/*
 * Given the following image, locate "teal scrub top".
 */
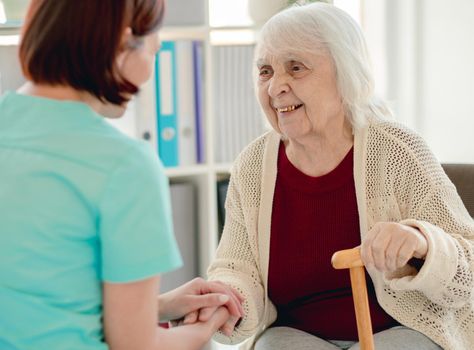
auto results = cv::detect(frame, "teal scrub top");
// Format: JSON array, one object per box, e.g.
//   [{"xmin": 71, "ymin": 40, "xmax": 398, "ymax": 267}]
[{"xmin": 0, "ymin": 92, "xmax": 183, "ymax": 350}]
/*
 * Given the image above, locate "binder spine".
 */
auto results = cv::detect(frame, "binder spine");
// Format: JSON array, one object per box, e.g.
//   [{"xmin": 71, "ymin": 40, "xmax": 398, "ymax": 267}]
[
  {"xmin": 193, "ymin": 41, "xmax": 205, "ymax": 164},
  {"xmin": 155, "ymin": 41, "xmax": 179, "ymax": 167},
  {"xmin": 176, "ymin": 41, "xmax": 198, "ymax": 166}
]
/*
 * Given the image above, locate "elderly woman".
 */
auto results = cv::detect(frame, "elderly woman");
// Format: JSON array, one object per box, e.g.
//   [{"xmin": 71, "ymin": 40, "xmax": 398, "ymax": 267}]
[{"xmin": 207, "ymin": 3, "xmax": 474, "ymax": 350}]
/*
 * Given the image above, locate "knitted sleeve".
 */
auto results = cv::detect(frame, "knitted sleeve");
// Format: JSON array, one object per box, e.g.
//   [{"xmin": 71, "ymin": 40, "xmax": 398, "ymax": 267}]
[
  {"xmin": 373, "ymin": 122, "xmax": 474, "ymax": 308},
  {"xmin": 207, "ymin": 141, "xmax": 267, "ymax": 345}
]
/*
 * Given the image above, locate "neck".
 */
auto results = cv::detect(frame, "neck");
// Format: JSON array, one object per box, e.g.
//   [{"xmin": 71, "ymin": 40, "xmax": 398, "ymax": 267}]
[
  {"xmin": 18, "ymin": 82, "xmax": 103, "ymax": 114},
  {"xmin": 285, "ymin": 118, "xmax": 354, "ymax": 177}
]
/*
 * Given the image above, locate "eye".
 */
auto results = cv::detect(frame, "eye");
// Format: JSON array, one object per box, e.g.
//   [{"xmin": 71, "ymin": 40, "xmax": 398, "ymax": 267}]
[
  {"xmin": 258, "ymin": 65, "xmax": 273, "ymax": 81},
  {"xmin": 288, "ymin": 61, "xmax": 308, "ymax": 76}
]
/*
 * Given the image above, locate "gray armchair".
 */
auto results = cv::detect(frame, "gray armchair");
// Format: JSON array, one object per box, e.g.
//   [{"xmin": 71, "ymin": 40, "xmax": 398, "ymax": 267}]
[{"xmin": 442, "ymin": 164, "xmax": 474, "ymax": 218}]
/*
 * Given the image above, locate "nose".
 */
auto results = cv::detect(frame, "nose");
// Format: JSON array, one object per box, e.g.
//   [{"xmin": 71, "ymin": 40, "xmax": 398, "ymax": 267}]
[{"xmin": 267, "ymin": 72, "xmax": 290, "ymax": 98}]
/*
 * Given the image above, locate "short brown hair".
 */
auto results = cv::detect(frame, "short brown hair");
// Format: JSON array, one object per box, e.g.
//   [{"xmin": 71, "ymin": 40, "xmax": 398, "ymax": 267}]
[{"xmin": 19, "ymin": 0, "xmax": 165, "ymax": 104}]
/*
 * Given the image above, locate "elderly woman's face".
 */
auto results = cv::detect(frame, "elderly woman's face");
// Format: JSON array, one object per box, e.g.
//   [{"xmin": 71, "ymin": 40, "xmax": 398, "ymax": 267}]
[{"xmin": 256, "ymin": 49, "xmax": 345, "ymax": 140}]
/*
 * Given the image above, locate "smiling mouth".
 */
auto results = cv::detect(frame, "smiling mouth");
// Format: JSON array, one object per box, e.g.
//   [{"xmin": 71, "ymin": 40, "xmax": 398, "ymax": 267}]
[{"xmin": 275, "ymin": 104, "xmax": 303, "ymax": 113}]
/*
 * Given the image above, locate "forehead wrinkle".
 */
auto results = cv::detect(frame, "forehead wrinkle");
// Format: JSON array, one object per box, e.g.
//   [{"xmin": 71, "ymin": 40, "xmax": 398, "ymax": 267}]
[
  {"xmin": 256, "ymin": 51, "xmax": 318, "ymax": 71},
  {"xmin": 256, "ymin": 51, "xmax": 301, "ymax": 66},
  {"xmin": 258, "ymin": 42, "xmax": 328, "ymax": 60}
]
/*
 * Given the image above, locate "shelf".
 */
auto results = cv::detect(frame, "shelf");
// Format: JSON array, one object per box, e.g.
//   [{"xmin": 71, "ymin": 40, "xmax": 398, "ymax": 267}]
[
  {"xmin": 209, "ymin": 25, "xmax": 258, "ymax": 31},
  {"xmin": 164, "ymin": 164, "xmax": 210, "ymax": 178},
  {"xmin": 159, "ymin": 26, "xmax": 208, "ymax": 41},
  {"xmin": 209, "ymin": 29, "xmax": 257, "ymax": 45},
  {"xmin": 213, "ymin": 163, "xmax": 232, "ymax": 174},
  {"xmin": 164, "ymin": 163, "xmax": 234, "ymax": 178},
  {"xmin": 0, "ymin": 33, "xmax": 19, "ymax": 45},
  {"xmin": 0, "ymin": 23, "xmax": 22, "ymax": 31}
]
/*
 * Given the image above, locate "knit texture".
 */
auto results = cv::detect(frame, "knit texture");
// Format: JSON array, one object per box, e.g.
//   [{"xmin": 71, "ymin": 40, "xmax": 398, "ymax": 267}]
[{"xmin": 207, "ymin": 116, "xmax": 474, "ymax": 350}]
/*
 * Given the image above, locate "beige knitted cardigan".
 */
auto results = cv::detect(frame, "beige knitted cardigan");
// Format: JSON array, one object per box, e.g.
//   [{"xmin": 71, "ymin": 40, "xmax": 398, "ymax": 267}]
[{"xmin": 208, "ymin": 116, "xmax": 474, "ymax": 350}]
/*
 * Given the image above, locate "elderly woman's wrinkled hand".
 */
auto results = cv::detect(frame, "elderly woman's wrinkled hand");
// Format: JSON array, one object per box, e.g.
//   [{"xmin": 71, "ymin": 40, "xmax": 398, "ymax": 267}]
[{"xmin": 360, "ymin": 222, "xmax": 428, "ymax": 273}]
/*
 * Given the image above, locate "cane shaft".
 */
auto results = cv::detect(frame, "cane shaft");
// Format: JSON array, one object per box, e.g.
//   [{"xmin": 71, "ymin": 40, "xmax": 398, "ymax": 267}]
[{"xmin": 349, "ymin": 266, "xmax": 375, "ymax": 350}]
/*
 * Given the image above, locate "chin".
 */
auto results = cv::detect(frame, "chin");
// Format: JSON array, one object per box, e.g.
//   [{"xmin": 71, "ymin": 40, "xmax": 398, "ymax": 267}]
[{"xmin": 279, "ymin": 125, "xmax": 310, "ymax": 141}]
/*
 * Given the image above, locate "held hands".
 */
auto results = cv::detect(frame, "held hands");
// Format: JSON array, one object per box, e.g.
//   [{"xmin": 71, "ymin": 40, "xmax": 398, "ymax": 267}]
[
  {"xmin": 177, "ymin": 306, "xmax": 232, "ymax": 346},
  {"xmin": 158, "ymin": 278, "xmax": 244, "ymax": 336},
  {"xmin": 360, "ymin": 222, "xmax": 428, "ymax": 273},
  {"xmin": 183, "ymin": 280, "xmax": 244, "ymax": 336}
]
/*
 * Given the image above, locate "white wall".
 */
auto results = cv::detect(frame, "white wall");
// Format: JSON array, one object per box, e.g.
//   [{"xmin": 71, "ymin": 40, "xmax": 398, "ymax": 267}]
[
  {"xmin": 363, "ymin": 0, "xmax": 474, "ymax": 163},
  {"xmin": 419, "ymin": 0, "xmax": 474, "ymax": 163},
  {"xmin": 0, "ymin": 43, "xmax": 25, "ymax": 93}
]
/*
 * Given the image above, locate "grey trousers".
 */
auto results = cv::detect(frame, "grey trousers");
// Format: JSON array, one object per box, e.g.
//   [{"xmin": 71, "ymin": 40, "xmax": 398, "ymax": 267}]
[{"xmin": 254, "ymin": 326, "xmax": 442, "ymax": 350}]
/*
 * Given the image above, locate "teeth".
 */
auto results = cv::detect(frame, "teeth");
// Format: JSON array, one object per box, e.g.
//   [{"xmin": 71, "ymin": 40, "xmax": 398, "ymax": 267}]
[{"xmin": 276, "ymin": 104, "xmax": 299, "ymax": 112}]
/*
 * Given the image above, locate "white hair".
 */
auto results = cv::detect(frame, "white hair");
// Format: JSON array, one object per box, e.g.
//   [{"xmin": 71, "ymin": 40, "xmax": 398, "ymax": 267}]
[{"xmin": 255, "ymin": 2, "xmax": 392, "ymax": 129}]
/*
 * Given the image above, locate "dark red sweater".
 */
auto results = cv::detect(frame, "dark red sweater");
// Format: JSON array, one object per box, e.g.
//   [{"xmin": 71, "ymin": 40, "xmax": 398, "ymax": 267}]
[{"xmin": 268, "ymin": 142, "xmax": 398, "ymax": 340}]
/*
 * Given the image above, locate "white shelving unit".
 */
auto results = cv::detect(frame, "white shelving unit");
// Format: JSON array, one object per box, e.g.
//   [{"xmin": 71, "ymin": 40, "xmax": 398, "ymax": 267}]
[
  {"xmin": 157, "ymin": 4, "xmax": 260, "ymax": 349},
  {"xmin": 139, "ymin": 28, "xmax": 215, "ymax": 281},
  {"xmin": 147, "ymin": 3, "xmax": 262, "ymax": 281},
  {"xmin": 151, "ymin": 24, "xmax": 221, "ymax": 279}
]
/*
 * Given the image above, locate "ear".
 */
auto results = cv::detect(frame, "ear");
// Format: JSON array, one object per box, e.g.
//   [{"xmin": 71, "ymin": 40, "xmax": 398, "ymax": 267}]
[
  {"xmin": 115, "ymin": 27, "xmax": 134, "ymax": 71},
  {"xmin": 119, "ymin": 27, "xmax": 135, "ymax": 52}
]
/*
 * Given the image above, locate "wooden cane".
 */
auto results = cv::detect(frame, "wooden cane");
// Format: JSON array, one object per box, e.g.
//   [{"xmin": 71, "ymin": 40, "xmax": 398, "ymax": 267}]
[{"xmin": 331, "ymin": 247, "xmax": 375, "ymax": 350}]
